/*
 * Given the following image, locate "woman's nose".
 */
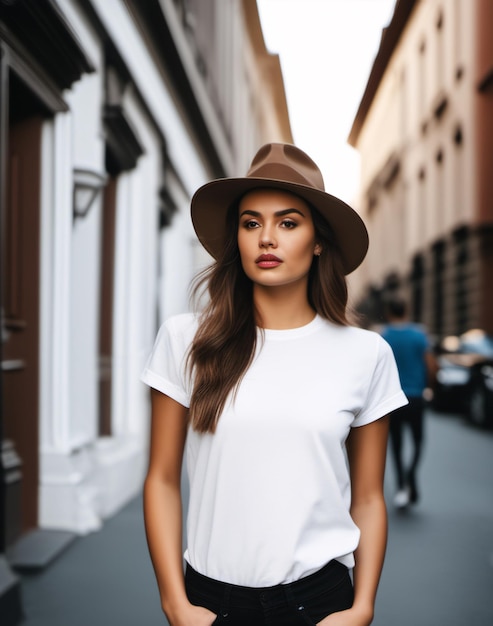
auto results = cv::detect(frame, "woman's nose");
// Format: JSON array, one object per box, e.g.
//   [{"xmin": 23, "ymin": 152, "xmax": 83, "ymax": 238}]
[{"xmin": 259, "ymin": 226, "xmax": 277, "ymax": 248}]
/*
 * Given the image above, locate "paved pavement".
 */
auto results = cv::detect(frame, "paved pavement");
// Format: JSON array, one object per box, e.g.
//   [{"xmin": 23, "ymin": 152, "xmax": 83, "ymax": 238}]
[
  {"xmin": 17, "ymin": 410, "xmax": 493, "ymax": 625},
  {"xmin": 377, "ymin": 411, "xmax": 493, "ymax": 625}
]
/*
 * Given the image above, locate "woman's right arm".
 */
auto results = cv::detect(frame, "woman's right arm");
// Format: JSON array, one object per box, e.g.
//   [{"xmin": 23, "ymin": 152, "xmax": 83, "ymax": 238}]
[{"xmin": 143, "ymin": 388, "xmax": 216, "ymax": 626}]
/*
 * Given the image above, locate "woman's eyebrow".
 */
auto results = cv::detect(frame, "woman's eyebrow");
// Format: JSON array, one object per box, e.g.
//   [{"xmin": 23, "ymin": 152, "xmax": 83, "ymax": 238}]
[{"xmin": 239, "ymin": 208, "xmax": 306, "ymax": 218}]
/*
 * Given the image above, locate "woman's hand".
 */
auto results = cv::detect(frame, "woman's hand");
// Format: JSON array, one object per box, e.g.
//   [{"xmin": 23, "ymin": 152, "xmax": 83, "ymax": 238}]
[
  {"xmin": 169, "ymin": 602, "xmax": 218, "ymax": 626},
  {"xmin": 317, "ymin": 606, "xmax": 373, "ymax": 626}
]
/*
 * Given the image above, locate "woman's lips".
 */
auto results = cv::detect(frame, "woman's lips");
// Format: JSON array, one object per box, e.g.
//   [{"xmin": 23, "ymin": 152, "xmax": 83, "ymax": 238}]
[{"xmin": 255, "ymin": 254, "xmax": 282, "ymax": 268}]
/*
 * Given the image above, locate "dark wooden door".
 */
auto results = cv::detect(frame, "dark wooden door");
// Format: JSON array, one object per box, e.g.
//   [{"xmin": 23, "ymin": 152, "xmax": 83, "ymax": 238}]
[
  {"xmin": 99, "ymin": 177, "xmax": 117, "ymax": 437},
  {"xmin": 1, "ymin": 115, "xmax": 42, "ymax": 536}
]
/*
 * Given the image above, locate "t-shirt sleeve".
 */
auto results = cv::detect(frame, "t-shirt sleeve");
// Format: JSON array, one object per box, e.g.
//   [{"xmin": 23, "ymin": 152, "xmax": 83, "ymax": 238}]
[
  {"xmin": 140, "ymin": 316, "xmax": 192, "ymax": 407},
  {"xmin": 353, "ymin": 335, "xmax": 408, "ymax": 427}
]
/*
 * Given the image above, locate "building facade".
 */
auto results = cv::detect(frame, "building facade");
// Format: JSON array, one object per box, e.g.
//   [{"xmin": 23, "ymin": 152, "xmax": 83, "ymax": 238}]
[
  {"xmin": 348, "ymin": 0, "xmax": 493, "ymax": 339},
  {"xmin": 0, "ymin": 0, "xmax": 292, "ymax": 621}
]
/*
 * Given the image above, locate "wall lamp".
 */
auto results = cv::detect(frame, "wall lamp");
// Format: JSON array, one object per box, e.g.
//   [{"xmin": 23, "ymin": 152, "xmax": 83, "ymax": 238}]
[{"xmin": 73, "ymin": 168, "xmax": 107, "ymax": 219}]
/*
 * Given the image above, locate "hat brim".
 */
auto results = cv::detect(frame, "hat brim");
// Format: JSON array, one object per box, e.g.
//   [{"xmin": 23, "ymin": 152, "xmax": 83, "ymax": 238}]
[{"xmin": 191, "ymin": 177, "xmax": 369, "ymax": 275}]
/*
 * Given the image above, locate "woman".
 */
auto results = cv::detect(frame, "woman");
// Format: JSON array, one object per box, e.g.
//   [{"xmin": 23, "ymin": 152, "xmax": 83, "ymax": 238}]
[{"xmin": 141, "ymin": 143, "xmax": 407, "ymax": 626}]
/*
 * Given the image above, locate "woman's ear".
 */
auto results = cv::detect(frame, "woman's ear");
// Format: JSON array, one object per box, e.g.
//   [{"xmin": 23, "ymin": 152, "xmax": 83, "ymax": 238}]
[{"xmin": 314, "ymin": 244, "xmax": 322, "ymax": 257}]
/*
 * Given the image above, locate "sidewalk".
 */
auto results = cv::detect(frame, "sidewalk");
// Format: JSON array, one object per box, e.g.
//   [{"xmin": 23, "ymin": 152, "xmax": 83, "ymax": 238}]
[
  {"xmin": 16, "ymin": 410, "xmax": 493, "ymax": 626},
  {"xmin": 19, "ymin": 495, "xmax": 166, "ymax": 626}
]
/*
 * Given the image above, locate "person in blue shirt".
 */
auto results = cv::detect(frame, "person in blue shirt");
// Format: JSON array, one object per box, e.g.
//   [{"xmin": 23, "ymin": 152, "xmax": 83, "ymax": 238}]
[{"xmin": 381, "ymin": 297, "xmax": 437, "ymax": 509}]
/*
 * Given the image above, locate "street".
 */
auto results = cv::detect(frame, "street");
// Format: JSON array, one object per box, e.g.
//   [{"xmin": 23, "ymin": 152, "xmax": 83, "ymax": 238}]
[
  {"xmin": 378, "ymin": 410, "xmax": 493, "ymax": 625},
  {"xmin": 18, "ymin": 409, "xmax": 493, "ymax": 625}
]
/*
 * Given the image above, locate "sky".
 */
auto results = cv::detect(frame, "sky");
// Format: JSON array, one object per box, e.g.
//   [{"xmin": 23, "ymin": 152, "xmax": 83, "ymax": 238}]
[{"xmin": 256, "ymin": 0, "xmax": 396, "ymax": 204}]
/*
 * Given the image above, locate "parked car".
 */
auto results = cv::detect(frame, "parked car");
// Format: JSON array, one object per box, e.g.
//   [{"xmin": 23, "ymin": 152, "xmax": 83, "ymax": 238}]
[{"xmin": 432, "ymin": 329, "xmax": 493, "ymax": 428}]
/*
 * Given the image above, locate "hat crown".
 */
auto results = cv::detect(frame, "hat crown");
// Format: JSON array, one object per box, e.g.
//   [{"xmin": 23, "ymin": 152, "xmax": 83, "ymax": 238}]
[{"xmin": 246, "ymin": 143, "xmax": 325, "ymax": 192}]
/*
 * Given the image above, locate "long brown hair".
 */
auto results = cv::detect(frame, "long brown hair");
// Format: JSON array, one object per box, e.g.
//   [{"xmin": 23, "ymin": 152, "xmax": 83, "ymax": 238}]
[{"xmin": 187, "ymin": 199, "xmax": 350, "ymax": 433}]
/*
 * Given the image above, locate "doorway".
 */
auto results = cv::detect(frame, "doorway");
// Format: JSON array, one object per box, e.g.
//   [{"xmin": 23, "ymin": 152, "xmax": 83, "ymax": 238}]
[{"xmin": 1, "ymin": 70, "xmax": 46, "ymax": 540}]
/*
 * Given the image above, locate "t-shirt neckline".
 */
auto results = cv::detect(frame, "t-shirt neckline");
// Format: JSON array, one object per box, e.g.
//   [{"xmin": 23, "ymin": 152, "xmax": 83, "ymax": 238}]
[{"xmin": 260, "ymin": 314, "xmax": 323, "ymax": 340}]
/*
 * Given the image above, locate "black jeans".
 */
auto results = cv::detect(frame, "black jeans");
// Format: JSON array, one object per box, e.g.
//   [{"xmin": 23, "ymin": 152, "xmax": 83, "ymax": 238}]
[
  {"xmin": 389, "ymin": 396, "xmax": 425, "ymax": 495},
  {"xmin": 185, "ymin": 560, "xmax": 354, "ymax": 625}
]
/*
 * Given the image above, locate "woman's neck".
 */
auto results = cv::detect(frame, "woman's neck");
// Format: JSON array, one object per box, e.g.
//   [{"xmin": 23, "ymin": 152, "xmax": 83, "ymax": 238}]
[{"xmin": 253, "ymin": 284, "xmax": 316, "ymax": 330}]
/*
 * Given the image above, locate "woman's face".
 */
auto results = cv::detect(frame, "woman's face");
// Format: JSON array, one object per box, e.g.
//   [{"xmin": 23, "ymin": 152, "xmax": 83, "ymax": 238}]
[{"xmin": 237, "ymin": 189, "xmax": 321, "ymax": 290}]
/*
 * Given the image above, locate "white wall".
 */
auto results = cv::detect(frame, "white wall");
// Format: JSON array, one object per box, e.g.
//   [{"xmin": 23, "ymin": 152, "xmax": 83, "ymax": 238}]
[{"xmin": 36, "ymin": 0, "xmax": 290, "ymax": 533}]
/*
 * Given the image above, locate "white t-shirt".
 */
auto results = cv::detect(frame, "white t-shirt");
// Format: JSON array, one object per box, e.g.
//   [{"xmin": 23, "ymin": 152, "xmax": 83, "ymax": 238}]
[{"xmin": 141, "ymin": 313, "xmax": 407, "ymax": 587}]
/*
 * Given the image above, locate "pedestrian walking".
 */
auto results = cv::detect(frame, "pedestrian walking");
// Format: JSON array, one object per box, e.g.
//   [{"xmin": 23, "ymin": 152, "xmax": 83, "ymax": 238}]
[
  {"xmin": 381, "ymin": 297, "xmax": 437, "ymax": 510},
  {"xmin": 141, "ymin": 142, "xmax": 407, "ymax": 626}
]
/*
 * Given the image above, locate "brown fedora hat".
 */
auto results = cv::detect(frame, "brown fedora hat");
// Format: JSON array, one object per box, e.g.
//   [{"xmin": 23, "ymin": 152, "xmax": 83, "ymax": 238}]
[{"xmin": 191, "ymin": 142, "xmax": 369, "ymax": 274}]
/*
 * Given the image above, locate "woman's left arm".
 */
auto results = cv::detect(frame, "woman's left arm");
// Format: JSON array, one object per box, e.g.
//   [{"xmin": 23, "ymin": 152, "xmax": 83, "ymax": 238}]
[{"xmin": 320, "ymin": 415, "xmax": 390, "ymax": 626}]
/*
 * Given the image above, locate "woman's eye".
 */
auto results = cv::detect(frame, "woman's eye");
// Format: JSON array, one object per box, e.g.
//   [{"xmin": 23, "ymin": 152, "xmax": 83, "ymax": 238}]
[
  {"xmin": 243, "ymin": 220, "xmax": 259, "ymax": 229},
  {"xmin": 281, "ymin": 220, "xmax": 297, "ymax": 229}
]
